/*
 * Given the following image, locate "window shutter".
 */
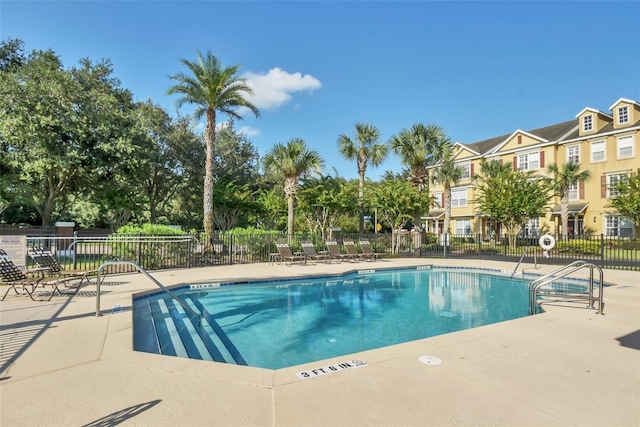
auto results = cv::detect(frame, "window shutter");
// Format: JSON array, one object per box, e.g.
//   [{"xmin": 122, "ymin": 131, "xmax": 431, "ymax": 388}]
[
  {"xmin": 517, "ymin": 135, "xmax": 522, "ymax": 144},
  {"xmin": 601, "ymin": 175, "xmax": 606, "ymax": 198},
  {"xmin": 470, "ymin": 163, "xmax": 475, "ymax": 176},
  {"xmin": 499, "ymin": 159, "xmax": 503, "ymax": 166},
  {"xmin": 540, "ymin": 151, "xmax": 545, "ymax": 168},
  {"xmin": 441, "ymin": 193, "xmax": 444, "ymax": 207},
  {"xmin": 513, "ymin": 156, "xmax": 517, "ymax": 170},
  {"xmin": 579, "ymin": 181, "xmax": 585, "ymax": 199}
]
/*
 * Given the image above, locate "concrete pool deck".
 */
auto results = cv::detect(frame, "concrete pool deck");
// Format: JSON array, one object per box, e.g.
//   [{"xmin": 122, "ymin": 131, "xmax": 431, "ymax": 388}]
[{"xmin": 1, "ymin": 258, "xmax": 639, "ymax": 426}]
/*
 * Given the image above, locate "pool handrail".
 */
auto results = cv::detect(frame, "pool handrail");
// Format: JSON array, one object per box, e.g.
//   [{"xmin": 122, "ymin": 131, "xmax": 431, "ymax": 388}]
[
  {"xmin": 528, "ymin": 260, "xmax": 604, "ymax": 315},
  {"xmin": 95, "ymin": 260, "xmax": 201, "ymax": 325}
]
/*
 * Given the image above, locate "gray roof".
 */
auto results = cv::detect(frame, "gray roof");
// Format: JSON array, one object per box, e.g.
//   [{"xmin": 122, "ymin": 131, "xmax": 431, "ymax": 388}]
[{"xmin": 465, "ymin": 119, "xmax": 579, "ymax": 155}]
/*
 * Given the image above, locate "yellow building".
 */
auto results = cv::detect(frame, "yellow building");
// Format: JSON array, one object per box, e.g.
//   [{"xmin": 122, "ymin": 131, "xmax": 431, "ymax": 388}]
[{"xmin": 426, "ymin": 97, "xmax": 640, "ymax": 238}]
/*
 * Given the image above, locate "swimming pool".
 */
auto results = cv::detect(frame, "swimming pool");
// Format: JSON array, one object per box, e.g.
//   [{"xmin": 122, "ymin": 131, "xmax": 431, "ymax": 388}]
[{"xmin": 132, "ymin": 266, "xmax": 586, "ymax": 370}]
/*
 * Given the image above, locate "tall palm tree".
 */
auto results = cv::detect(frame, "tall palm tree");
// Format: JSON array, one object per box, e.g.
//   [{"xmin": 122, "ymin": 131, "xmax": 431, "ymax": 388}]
[
  {"xmin": 337, "ymin": 123, "xmax": 388, "ymax": 233},
  {"xmin": 431, "ymin": 139, "xmax": 462, "ymax": 236},
  {"xmin": 389, "ymin": 123, "xmax": 446, "ymax": 191},
  {"xmin": 389, "ymin": 123, "xmax": 447, "ymax": 229},
  {"xmin": 263, "ymin": 138, "xmax": 324, "ymax": 238},
  {"xmin": 546, "ymin": 162, "xmax": 591, "ymax": 237},
  {"xmin": 166, "ymin": 50, "xmax": 260, "ymax": 237}
]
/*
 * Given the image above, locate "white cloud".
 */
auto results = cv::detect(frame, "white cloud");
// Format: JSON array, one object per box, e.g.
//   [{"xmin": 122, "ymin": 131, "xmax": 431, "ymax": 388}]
[
  {"xmin": 237, "ymin": 126, "xmax": 260, "ymax": 138},
  {"xmin": 244, "ymin": 67, "xmax": 321, "ymax": 111}
]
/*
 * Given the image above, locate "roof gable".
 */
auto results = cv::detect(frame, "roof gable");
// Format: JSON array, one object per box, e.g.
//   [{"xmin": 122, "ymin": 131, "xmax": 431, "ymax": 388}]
[
  {"xmin": 452, "ymin": 142, "xmax": 478, "ymax": 160},
  {"xmin": 489, "ymin": 129, "xmax": 548, "ymax": 154},
  {"xmin": 609, "ymin": 97, "xmax": 640, "ymax": 111},
  {"xmin": 575, "ymin": 107, "xmax": 610, "ymax": 119}
]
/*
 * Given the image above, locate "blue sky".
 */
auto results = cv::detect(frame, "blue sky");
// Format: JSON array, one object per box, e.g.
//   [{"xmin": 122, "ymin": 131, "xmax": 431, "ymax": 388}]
[{"xmin": 2, "ymin": 1, "xmax": 639, "ymax": 180}]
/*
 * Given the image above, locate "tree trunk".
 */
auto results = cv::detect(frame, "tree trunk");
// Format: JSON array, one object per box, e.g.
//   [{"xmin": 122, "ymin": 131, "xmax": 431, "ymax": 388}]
[
  {"xmin": 358, "ymin": 168, "xmax": 365, "ymax": 234},
  {"xmin": 203, "ymin": 109, "xmax": 216, "ymax": 240},
  {"xmin": 443, "ymin": 186, "xmax": 452, "ymax": 235},
  {"xmin": 560, "ymin": 191, "xmax": 569, "ymax": 238},
  {"xmin": 287, "ymin": 195, "xmax": 295, "ymax": 240}
]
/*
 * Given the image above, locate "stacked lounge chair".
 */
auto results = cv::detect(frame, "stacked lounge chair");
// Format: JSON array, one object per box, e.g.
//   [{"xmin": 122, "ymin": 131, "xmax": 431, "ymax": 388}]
[
  {"xmin": 275, "ymin": 243, "xmax": 307, "ymax": 266},
  {"xmin": 0, "ymin": 248, "xmax": 83, "ymax": 301},
  {"xmin": 359, "ymin": 239, "xmax": 388, "ymax": 261},
  {"xmin": 301, "ymin": 242, "xmax": 331, "ymax": 264}
]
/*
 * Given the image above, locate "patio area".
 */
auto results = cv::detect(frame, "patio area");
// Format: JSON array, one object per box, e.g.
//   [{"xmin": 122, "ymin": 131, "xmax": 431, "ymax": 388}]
[{"xmin": 1, "ymin": 258, "xmax": 639, "ymax": 426}]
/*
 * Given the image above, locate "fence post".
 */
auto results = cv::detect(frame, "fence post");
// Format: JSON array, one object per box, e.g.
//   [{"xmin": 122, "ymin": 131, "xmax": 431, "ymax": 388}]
[
  {"xmin": 187, "ymin": 232, "xmax": 193, "ymax": 268},
  {"xmin": 73, "ymin": 231, "xmax": 78, "ymax": 269},
  {"xmin": 229, "ymin": 234, "xmax": 234, "ymax": 265},
  {"xmin": 600, "ymin": 234, "xmax": 605, "ymax": 263},
  {"xmin": 477, "ymin": 233, "xmax": 482, "ymax": 258},
  {"xmin": 137, "ymin": 232, "xmax": 142, "ymax": 267}
]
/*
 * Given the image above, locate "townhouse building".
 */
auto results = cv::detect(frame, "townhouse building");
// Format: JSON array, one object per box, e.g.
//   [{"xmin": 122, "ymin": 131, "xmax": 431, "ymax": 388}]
[{"xmin": 426, "ymin": 97, "xmax": 640, "ymax": 239}]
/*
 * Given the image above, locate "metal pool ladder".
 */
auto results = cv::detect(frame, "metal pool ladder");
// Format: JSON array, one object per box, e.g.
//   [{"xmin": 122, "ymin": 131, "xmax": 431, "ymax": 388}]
[
  {"xmin": 528, "ymin": 260, "xmax": 604, "ymax": 315},
  {"xmin": 94, "ymin": 260, "xmax": 201, "ymax": 325}
]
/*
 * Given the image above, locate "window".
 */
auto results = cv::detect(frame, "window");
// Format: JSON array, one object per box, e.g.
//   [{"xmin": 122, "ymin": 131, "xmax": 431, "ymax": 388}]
[
  {"xmin": 432, "ymin": 191, "xmax": 443, "ymax": 208},
  {"xmin": 567, "ymin": 145, "xmax": 580, "ymax": 164},
  {"xmin": 451, "ymin": 188, "xmax": 467, "ymax": 208},
  {"xmin": 523, "ymin": 219, "xmax": 540, "ymax": 238},
  {"xmin": 517, "ymin": 152, "xmax": 539, "ymax": 170},
  {"xmin": 607, "ymin": 173, "xmax": 628, "ymax": 198},
  {"xmin": 617, "ymin": 106, "xmax": 629, "ymax": 124},
  {"xmin": 568, "ymin": 182, "xmax": 579, "ymax": 201},
  {"xmin": 605, "ymin": 215, "xmax": 634, "ymax": 237},
  {"xmin": 455, "ymin": 219, "xmax": 471, "ymax": 236},
  {"xmin": 459, "ymin": 162, "xmax": 471, "ymax": 180},
  {"xmin": 617, "ymin": 135, "xmax": 634, "ymax": 159},
  {"xmin": 583, "ymin": 114, "xmax": 593, "ymax": 132},
  {"xmin": 590, "ymin": 140, "xmax": 605, "ymax": 162}
]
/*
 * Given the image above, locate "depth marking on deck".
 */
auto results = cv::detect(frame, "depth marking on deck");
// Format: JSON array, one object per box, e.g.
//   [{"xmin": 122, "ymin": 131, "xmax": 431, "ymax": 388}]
[
  {"xmin": 296, "ymin": 359, "xmax": 368, "ymax": 380},
  {"xmin": 190, "ymin": 283, "xmax": 221, "ymax": 289}
]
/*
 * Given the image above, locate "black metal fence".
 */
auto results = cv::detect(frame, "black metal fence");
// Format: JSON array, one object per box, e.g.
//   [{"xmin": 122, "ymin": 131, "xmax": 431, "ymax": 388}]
[{"xmin": 6, "ymin": 231, "xmax": 639, "ymax": 272}]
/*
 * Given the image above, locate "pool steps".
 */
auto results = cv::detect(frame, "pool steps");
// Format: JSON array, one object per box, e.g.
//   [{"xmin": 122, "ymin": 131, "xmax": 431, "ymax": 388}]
[{"xmin": 133, "ymin": 295, "xmax": 247, "ymax": 364}]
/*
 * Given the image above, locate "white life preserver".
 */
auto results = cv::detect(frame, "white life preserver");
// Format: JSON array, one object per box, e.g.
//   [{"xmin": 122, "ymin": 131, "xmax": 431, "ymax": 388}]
[{"xmin": 539, "ymin": 234, "xmax": 556, "ymax": 251}]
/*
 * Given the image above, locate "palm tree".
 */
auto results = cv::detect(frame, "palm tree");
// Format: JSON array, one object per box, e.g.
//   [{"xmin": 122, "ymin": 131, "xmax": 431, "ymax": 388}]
[
  {"xmin": 389, "ymin": 123, "xmax": 447, "ymax": 229},
  {"xmin": 263, "ymin": 138, "xmax": 324, "ymax": 238},
  {"xmin": 337, "ymin": 123, "xmax": 388, "ymax": 233},
  {"xmin": 166, "ymin": 50, "xmax": 260, "ymax": 238},
  {"xmin": 546, "ymin": 162, "xmax": 591, "ymax": 237},
  {"xmin": 431, "ymin": 138, "xmax": 462, "ymax": 237},
  {"xmin": 476, "ymin": 159, "xmax": 512, "ymax": 179}
]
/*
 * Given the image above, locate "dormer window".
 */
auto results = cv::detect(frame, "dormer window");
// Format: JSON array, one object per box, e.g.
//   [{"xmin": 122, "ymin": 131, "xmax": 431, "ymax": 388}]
[
  {"xmin": 617, "ymin": 106, "xmax": 629, "ymax": 124},
  {"xmin": 583, "ymin": 114, "xmax": 593, "ymax": 132}
]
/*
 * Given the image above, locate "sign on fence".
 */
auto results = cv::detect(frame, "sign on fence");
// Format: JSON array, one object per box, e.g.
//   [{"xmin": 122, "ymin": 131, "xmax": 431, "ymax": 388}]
[{"xmin": 0, "ymin": 235, "xmax": 27, "ymax": 269}]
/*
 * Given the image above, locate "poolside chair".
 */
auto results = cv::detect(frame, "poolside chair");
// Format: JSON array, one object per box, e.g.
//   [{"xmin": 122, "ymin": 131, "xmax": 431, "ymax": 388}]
[
  {"xmin": 275, "ymin": 243, "xmax": 307, "ymax": 266},
  {"xmin": 28, "ymin": 247, "xmax": 99, "ymax": 289},
  {"xmin": 301, "ymin": 242, "xmax": 331, "ymax": 264},
  {"xmin": 343, "ymin": 240, "xmax": 366, "ymax": 261},
  {"xmin": 0, "ymin": 249, "xmax": 82, "ymax": 301},
  {"xmin": 359, "ymin": 239, "xmax": 388, "ymax": 261},
  {"xmin": 325, "ymin": 240, "xmax": 356, "ymax": 263}
]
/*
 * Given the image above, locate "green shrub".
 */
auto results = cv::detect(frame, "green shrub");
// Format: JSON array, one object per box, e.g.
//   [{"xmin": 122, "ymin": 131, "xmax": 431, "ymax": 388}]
[
  {"xmin": 555, "ymin": 239, "xmax": 600, "ymax": 256},
  {"xmin": 110, "ymin": 223, "xmax": 189, "ymax": 269}
]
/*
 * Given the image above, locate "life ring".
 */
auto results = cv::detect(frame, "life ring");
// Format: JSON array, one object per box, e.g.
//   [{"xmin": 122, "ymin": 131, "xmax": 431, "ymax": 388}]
[{"xmin": 539, "ymin": 234, "xmax": 556, "ymax": 251}]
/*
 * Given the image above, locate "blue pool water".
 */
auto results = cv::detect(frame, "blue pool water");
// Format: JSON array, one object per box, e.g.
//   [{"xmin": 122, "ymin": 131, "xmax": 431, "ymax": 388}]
[{"xmin": 133, "ymin": 267, "xmax": 585, "ymax": 370}]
